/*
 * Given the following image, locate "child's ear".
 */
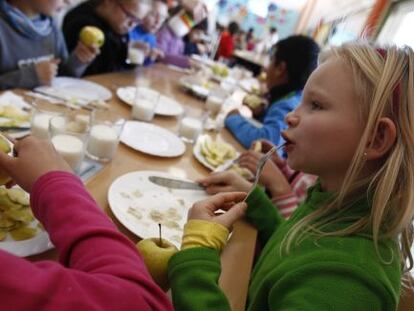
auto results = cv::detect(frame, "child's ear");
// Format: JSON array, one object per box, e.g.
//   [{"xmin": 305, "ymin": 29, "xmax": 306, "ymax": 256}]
[{"xmin": 365, "ymin": 117, "xmax": 396, "ymax": 160}]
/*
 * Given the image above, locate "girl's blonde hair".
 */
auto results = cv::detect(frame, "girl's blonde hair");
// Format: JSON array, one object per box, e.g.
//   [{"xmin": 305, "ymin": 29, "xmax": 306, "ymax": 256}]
[{"xmin": 283, "ymin": 42, "xmax": 414, "ymax": 276}]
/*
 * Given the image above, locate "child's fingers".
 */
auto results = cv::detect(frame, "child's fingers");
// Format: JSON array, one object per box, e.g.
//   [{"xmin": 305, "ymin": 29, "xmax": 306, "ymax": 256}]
[
  {"xmin": 217, "ymin": 202, "xmax": 248, "ymax": 229},
  {"xmin": 206, "ymin": 192, "xmax": 247, "ymax": 210}
]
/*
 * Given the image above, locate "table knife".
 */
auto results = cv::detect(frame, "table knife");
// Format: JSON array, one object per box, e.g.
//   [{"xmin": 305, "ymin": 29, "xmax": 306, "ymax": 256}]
[{"xmin": 148, "ymin": 176, "xmax": 205, "ymax": 191}]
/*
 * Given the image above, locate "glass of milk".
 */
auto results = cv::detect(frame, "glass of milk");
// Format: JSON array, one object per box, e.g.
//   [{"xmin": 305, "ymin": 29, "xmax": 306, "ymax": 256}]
[
  {"xmin": 178, "ymin": 112, "xmax": 204, "ymax": 144},
  {"xmin": 132, "ymin": 87, "xmax": 160, "ymax": 122},
  {"xmin": 49, "ymin": 115, "xmax": 90, "ymax": 173},
  {"xmin": 127, "ymin": 41, "xmax": 147, "ymax": 66},
  {"xmin": 86, "ymin": 109, "xmax": 125, "ymax": 162},
  {"xmin": 30, "ymin": 99, "xmax": 68, "ymax": 140}
]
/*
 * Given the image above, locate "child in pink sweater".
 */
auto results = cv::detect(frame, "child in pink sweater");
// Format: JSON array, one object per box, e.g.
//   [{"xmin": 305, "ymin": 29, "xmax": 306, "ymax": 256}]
[{"xmin": 0, "ymin": 136, "xmax": 173, "ymax": 311}]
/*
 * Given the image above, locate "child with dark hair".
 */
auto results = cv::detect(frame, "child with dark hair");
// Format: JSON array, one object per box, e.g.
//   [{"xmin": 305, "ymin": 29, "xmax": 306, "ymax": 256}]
[
  {"xmin": 63, "ymin": 0, "xmax": 147, "ymax": 75},
  {"xmin": 225, "ymin": 35, "xmax": 320, "ymax": 152}
]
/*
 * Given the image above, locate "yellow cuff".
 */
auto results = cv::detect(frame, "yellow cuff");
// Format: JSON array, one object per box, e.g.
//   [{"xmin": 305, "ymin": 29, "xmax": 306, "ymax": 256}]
[{"xmin": 181, "ymin": 219, "xmax": 230, "ymax": 252}]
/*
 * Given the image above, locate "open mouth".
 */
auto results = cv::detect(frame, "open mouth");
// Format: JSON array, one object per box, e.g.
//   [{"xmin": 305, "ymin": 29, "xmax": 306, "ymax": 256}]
[{"xmin": 281, "ymin": 131, "xmax": 294, "ymax": 145}]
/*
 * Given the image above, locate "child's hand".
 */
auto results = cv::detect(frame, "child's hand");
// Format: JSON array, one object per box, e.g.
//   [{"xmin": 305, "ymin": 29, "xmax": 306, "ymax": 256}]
[
  {"xmin": 35, "ymin": 58, "xmax": 60, "ymax": 85},
  {"xmin": 198, "ymin": 171, "xmax": 252, "ymax": 194},
  {"xmin": 252, "ymin": 139, "xmax": 286, "ymax": 168},
  {"xmin": 74, "ymin": 41, "xmax": 100, "ymax": 64},
  {"xmin": 188, "ymin": 192, "xmax": 247, "ymax": 230},
  {"xmin": 238, "ymin": 150, "xmax": 292, "ymax": 197},
  {"xmin": 150, "ymin": 48, "xmax": 165, "ymax": 61},
  {"xmin": 0, "ymin": 136, "xmax": 72, "ymax": 193}
]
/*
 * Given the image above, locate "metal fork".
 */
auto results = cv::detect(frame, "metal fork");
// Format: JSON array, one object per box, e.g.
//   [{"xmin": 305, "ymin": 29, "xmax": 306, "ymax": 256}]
[{"xmin": 242, "ymin": 143, "xmax": 285, "ymax": 203}]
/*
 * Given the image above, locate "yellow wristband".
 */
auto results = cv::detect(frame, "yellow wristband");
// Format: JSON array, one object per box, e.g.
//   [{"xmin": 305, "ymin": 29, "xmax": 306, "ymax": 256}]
[{"xmin": 181, "ymin": 219, "xmax": 230, "ymax": 251}]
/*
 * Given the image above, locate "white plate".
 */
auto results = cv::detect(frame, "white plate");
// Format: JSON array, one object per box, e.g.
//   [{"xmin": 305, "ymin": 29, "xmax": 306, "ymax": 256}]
[
  {"xmin": 0, "ymin": 187, "xmax": 53, "ymax": 257},
  {"xmin": 35, "ymin": 77, "xmax": 112, "ymax": 102},
  {"xmin": 121, "ymin": 121, "xmax": 185, "ymax": 157},
  {"xmin": 193, "ymin": 134, "xmax": 239, "ymax": 171},
  {"xmin": 108, "ymin": 170, "xmax": 209, "ymax": 248},
  {"xmin": 116, "ymin": 87, "xmax": 184, "ymax": 117},
  {"xmin": 179, "ymin": 76, "xmax": 210, "ymax": 99}
]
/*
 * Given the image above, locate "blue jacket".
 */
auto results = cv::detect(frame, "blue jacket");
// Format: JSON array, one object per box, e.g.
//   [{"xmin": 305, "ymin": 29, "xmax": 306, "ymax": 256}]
[{"xmin": 225, "ymin": 91, "xmax": 302, "ymax": 152}]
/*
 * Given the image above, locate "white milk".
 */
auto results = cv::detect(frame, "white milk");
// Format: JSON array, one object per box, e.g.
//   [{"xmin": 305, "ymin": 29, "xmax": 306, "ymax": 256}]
[
  {"xmin": 179, "ymin": 117, "xmax": 202, "ymax": 142},
  {"xmin": 51, "ymin": 134, "xmax": 84, "ymax": 172},
  {"xmin": 87, "ymin": 124, "xmax": 119, "ymax": 160},
  {"xmin": 31, "ymin": 114, "xmax": 54, "ymax": 139},
  {"xmin": 206, "ymin": 95, "xmax": 223, "ymax": 115},
  {"xmin": 128, "ymin": 48, "xmax": 145, "ymax": 65},
  {"xmin": 132, "ymin": 99, "xmax": 156, "ymax": 121}
]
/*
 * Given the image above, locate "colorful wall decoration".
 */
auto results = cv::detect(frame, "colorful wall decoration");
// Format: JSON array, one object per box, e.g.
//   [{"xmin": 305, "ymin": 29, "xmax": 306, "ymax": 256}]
[{"xmin": 216, "ymin": 0, "xmax": 301, "ymax": 38}]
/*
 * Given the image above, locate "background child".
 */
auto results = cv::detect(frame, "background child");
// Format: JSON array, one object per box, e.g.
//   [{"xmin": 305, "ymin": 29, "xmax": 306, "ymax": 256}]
[
  {"xmin": 0, "ymin": 0, "xmax": 98, "ymax": 89},
  {"xmin": 63, "ymin": 0, "xmax": 147, "ymax": 75},
  {"xmin": 168, "ymin": 42, "xmax": 413, "ymax": 310},
  {"xmin": 129, "ymin": 0, "xmax": 169, "ymax": 66},
  {"xmin": 225, "ymin": 35, "xmax": 320, "ymax": 151},
  {"xmin": 0, "ymin": 136, "xmax": 173, "ymax": 310}
]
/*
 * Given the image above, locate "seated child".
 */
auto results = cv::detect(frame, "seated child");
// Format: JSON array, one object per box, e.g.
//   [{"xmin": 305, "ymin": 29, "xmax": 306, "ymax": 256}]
[
  {"xmin": 0, "ymin": 0, "xmax": 98, "ymax": 89},
  {"xmin": 225, "ymin": 35, "xmax": 320, "ymax": 151},
  {"xmin": 169, "ymin": 42, "xmax": 413, "ymax": 310},
  {"xmin": 129, "ymin": 0, "xmax": 168, "ymax": 66},
  {"xmin": 63, "ymin": 0, "xmax": 147, "ymax": 75},
  {"xmin": 0, "ymin": 135, "xmax": 173, "ymax": 309}
]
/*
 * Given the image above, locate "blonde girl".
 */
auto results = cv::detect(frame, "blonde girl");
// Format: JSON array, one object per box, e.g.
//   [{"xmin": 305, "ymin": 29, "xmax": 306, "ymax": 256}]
[{"xmin": 167, "ymin": 42, "xmax": 414, "ymax": 310}]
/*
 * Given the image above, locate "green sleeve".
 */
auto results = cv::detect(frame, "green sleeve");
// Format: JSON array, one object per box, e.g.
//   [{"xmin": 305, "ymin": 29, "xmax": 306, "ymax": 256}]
[
  {"xmin": 246, "ymin": 186, "xmax": 285, "ymax": 245},
  {"xmin": 265, "ymin": 261, "xmax": 398, "ymax": 310},
  {"xmin": 168, "ymin": 247, "xmax": 231, "ymax": 311}
]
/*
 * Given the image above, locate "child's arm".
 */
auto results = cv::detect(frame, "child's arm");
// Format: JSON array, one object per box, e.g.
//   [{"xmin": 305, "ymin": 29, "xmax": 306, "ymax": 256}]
[
  {"xmin": 0, "ymin": 65, "xmax": 40, "ymax": 89},
  {"xmin": 245, "ymin": 186, "xmax": 286, "ymax": 244},
  {"xmin": 169, "ymin": 193, "xmax": 247, "ymax": 310},
  {"xmin": 199, "ymin": 172, "xmax": 286, "ymax": 244},
  {"xmin": 54, "ymin": 27, "xmax": 89, "ymax": 77},
  {"xmin": 0, "ymin": 138, "xmax": 172, "ymax": 310},
  {"xmin": 224, "ymin": 101, "xmax": 292, "ymax": 149}
]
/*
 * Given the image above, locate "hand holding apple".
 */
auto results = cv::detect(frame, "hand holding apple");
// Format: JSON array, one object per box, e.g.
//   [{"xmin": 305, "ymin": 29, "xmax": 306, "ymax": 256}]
[
  {"xmin": 136, "ymin": 225, "xmax": 178, "ymax": 291},
  {"xmin": 73, "ymin": 41, "xmax": 100, "ymax": 64}
]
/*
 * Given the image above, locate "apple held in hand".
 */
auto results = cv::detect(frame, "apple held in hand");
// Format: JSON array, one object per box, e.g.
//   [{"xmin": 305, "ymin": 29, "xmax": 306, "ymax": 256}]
[
  {"xmin": 136, "ymin": 236, "xmax": 178, "ymax": 291},
  {"xmin": 0, "ymin": 135, "xmax": 12, "ymax": 185},
  {"xmin": 79, "ymin": 26, "xmax": 105, "ymax": 47}
]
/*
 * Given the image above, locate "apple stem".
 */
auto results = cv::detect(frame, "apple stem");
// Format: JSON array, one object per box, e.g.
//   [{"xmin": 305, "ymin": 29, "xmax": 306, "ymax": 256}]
[{"xmin": 158, "ymin": 223, "xmax": 163, "ymax": 247}]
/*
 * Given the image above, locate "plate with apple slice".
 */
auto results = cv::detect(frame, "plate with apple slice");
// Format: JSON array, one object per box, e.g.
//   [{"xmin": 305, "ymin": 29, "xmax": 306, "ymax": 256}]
[{"xmin": 108, "ymin": 170, "xmax": 209, "ymax": 248}]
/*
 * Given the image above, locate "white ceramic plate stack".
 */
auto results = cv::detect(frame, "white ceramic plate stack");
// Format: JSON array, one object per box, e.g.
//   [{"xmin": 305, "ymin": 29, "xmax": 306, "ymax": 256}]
[{"xmin": 107, "ymin": 170, "xmax": 209, "ymax": 248}]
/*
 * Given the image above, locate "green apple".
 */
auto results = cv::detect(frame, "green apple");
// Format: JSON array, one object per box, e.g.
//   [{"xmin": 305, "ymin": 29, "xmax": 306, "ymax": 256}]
[
  {"xmin": 136, "ymin": 237, "xmax": 178, "ymax": 291},
  {"xmin": 79, "ymin": 26, "xmax": 105, "ymax": 47},
  {"xmin": 0, "ymin": 136, "xmax": 11, "ymax": 185}
]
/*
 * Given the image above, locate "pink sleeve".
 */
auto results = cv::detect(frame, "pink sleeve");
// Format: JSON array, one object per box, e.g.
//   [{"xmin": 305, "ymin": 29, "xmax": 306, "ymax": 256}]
[
  {"xmin": 271, "ymin": 192, "xmax": 299, "ymax": 219},
  {"xmin": 0, "ymin": 171, "xmax": 173, "ymax": 311}
]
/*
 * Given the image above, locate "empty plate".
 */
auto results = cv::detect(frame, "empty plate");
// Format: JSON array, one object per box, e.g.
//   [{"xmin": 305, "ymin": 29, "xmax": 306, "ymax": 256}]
[{"xmin": 120, "ymin": 121, "xmax": 185, "ymax": 157}]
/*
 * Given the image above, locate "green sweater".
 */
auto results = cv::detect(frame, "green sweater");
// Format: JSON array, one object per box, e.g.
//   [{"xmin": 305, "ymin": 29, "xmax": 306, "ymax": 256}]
[{"xmin": 168, "ymin": 184, "xmax": 401, "ymax": 310}]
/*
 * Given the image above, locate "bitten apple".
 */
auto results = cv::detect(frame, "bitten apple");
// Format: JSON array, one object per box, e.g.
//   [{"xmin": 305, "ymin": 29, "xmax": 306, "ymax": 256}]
[
  {"xmin": 136, "ymin": 237, "xmax": 178, "ymax": 291},
  {"xmin": 79, "ymin": 26, "xmax": 105, "ymax": 47}
]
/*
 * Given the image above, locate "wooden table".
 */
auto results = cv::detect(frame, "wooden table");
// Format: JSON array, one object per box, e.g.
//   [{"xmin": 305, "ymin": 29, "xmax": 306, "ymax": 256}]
[{"xmin": 26, "ymin": 64, "xmax": 257, "ymax": 311}]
